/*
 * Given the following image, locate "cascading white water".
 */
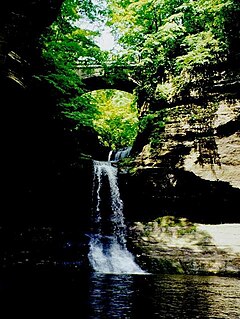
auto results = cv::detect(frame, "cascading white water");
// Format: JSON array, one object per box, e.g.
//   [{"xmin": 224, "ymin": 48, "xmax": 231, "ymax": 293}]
[
  {"xmin": 88, "ymin": 160, "xmax": 145, "ymax": 274},
  {"xmin": 108, "ymin": 146, "xmax": 132, "ymax": 162}
]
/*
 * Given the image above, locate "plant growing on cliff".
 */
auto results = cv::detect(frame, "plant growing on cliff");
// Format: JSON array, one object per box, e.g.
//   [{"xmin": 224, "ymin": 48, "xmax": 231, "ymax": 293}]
[{"xmin": 149, "ymin": 216, "xmax": 197, "ymax": 236}]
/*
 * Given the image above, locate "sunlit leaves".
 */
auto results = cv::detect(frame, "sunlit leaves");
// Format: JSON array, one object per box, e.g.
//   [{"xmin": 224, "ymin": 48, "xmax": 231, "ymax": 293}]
[
  {"xmin": 38, "ymin": 0, "xmax": 108, "ymax": 128},
  {"xmin": 61, "ymin": 94, "xmax": 99, "ymax": 127},
  {"xmin": 176, "ymin": 31, "xmax": 222, "ymax": 71},
  {"xmin": 37, "ymin": 0, "xmax": 239, "ymax": 147},
  {"xmin": 90, "ymin": 89, "xmax": 138, "ymax": 149},
  {"xmin": 106, "ymin": 0, "xmax": 238, "ymax": 104}
]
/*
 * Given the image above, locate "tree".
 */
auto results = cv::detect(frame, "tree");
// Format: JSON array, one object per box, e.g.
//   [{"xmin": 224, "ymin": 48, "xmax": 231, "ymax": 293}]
[
  {"xmin": 107, "ymin": 0, "xmax": 239, "ymax": 105},
  {"xmin": 90, "ymin": 89, "xmax": 138, "ymax": 149},
  {"xmin": 37, "ymin": 0, "xmax": 108, "ymax": 128}
]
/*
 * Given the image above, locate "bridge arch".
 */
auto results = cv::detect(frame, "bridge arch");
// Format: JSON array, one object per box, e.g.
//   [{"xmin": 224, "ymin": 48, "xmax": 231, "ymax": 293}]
[
  {"xmin": 76, "ymin": 65, "xmax": 138, "ymax": 93},
  {"xmin": 82, "ymin": 75, "xmax": 137, "ymax": 93},
  {"xmin": 76, "ymin": 64, "xmax": 149, "ymax": 154}
]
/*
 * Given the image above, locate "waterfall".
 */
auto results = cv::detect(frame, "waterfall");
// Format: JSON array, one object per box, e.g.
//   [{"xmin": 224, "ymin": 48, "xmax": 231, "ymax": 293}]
[
  {"xmin": 107, "ymin": 150, "xmax": 113, "ymax": 162},
  {"xmin": 88, "ymin": 160, "xmax": 145, "ymax": 274},
  {"xmin": 108, "ymin": 146, "xmax": 132, "ymax": 162}
]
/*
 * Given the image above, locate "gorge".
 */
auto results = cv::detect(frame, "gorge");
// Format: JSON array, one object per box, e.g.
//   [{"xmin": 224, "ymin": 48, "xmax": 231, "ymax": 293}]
[
  {"xmin": 1, "ymin": 2, "xmax": 240, "ymax": 318},
  {"xmin": 0, "ymin": 0, "xmax": 240, "ymax": 278}
]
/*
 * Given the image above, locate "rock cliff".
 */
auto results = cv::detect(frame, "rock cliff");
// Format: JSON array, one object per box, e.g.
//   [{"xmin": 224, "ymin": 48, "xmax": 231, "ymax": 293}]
[
  {"xmin": 0, "ymin": 1, "xmax": 98, "ymax": 226},
  {"xmin": 122, "ymin": 95, "xmax": 240, "ymax": 224},
  {"xmin": 122, "ymin": 74, "xmax": 240, "ymax": 275},
  {"xmin": 128, "ymin": 217, "xmax": 240, "ymax": 276}
]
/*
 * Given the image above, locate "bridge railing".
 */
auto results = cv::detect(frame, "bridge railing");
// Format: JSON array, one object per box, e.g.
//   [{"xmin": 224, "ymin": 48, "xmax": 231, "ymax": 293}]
[{"xmin": 75, "ymin": 63, "xmax": 137, "ymax": 79}]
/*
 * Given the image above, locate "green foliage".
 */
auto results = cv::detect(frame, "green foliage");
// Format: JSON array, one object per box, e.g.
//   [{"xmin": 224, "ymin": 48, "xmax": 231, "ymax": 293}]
[
  {"xmin": 89, "ymin": 89, "xmax": 138, "ymax": 149},
  {"xmin": 36, "ymin": 0, "xmax": 239, "ymax": 150},
  {"xmin": 149, "ymin": 121, "xmax": 165, "ymax": 148},
  {"xmin": 107, "ymin": 0, "xmax": 239, "ymax": 104},
  {"xmin": 138, "ymin": 110, "xmax": 166, "ymax": 147},
  {"xmin": 140, "ymin": 216, "xmax": 197, "ymax": 239},
  {"xmin": 37, "ymin": 0, "xmax": 141, "ymax": 147},
  {"xmin": 61, "ymin": 94, "xmax": 99, "ymax": 128},
  {"xmin": 176, "ymin": 31, "xmax": 221, "ymax": 74},
  {"xmin": 155, "ymin": 82, "xmax": 176, "ymax": 103},
  {"xmin": 37, "ymin": 0, "xmax": 107, "ymax": 127},
  {"xmin": 138, "ymin": 112, "xmax": 157, "ymax": 132},
  {"xmin": 154, "ymin": 216, "xmax": 197, "ymax": 234}
]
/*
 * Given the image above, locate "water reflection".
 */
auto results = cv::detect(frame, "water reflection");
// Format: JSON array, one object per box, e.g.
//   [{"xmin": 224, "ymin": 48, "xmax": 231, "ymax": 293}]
[
  {"xmin": 89, "ymin": 273, "xmax": 135, "ymax": 318},
  {"xmin": 88, "ymin": 273, "xmax": 240, "ymax": 319},
  {"xmin": 0, "ymin": 270, "xmax": 239, "ymax": 318}
]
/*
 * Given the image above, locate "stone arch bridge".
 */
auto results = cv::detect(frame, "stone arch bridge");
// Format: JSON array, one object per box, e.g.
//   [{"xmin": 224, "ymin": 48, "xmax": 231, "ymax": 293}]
[{"xmin": 76, "ymin": 63, "xmax": 138, "ymax": 93}]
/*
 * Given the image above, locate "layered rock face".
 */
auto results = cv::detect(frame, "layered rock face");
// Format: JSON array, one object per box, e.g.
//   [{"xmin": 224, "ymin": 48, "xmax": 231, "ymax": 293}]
[
  {"xmin": 129, "ymin": 217, "xmax": 240, "ymax": 276},
  {"xmin": 122, "ymin": 96, "xmax": 240, "ymax": 224},
  {"xmin": 184, "ymin": 101, "xmax": 240, "ymax": 189},
  {"xmin": 0, "ymin": 1, "xmax": 68, "ymax": 224},
  {"xmin": 0, "ymin": 1, "xmax": 96, "ymax": 269},
  {"xmin": 0, "ymin": 1, "xmax": 60, "ymax": 219},
  {"xmin": 123, "ymin": 78, "xmax": 240, "ymax": 275},
  {"xmin": 0, "ymin": 1, "xmax": 63, "ymax": 85}
]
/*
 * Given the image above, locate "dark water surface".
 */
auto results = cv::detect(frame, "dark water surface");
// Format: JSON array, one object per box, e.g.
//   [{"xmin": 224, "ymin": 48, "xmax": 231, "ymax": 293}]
[{"xmin": 0, "ymin": 269, "xmax": 239, "ymax": 318}]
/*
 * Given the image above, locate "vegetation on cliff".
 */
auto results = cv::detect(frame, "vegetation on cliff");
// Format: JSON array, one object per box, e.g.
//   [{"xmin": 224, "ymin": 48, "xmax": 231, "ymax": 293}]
[
  {"xmin": 107, "ymin": 0, "xmax": 239, "ymax": 104},
  {"xmin": 37, "ymin": 0, "xmax": 239, "ymax": 151}
]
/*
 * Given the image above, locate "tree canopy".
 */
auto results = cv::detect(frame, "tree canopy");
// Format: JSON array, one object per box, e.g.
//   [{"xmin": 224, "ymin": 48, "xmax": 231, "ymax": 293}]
[
  {"xmin": 38, "ymin": 0, "xmax": 108, "ymax": 128},
  {"xmin": 90, "ymin": 89, "xmax": 138, "ymax": 149},
  {"xmin": 37, "ymin": 0, "xmax": 240, "ymax": 150},
  {"xmin": 107, "ymin": 0, "xmax": 239, "ymax": 105}
]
